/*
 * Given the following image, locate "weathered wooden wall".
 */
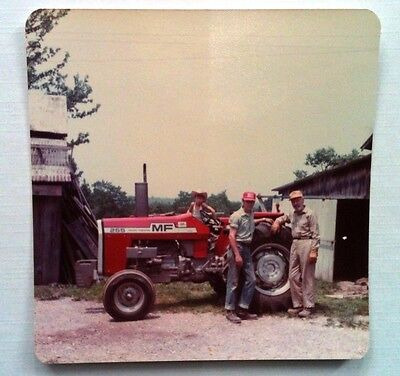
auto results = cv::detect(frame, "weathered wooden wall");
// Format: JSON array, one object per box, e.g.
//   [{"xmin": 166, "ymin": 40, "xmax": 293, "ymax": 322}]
[
  {"xmin": 33, "ymin": 192, "xmax": 62, "ymax": 285},
  {"xmin": 274, "ymin": 154, "xmax": 371, "ymax": 199}
]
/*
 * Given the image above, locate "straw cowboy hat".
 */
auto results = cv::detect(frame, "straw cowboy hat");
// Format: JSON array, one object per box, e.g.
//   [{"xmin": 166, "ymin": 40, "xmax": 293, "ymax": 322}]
[{"xmin": 191, "ymin": 189, "xmax": 207, "ymax": 199}]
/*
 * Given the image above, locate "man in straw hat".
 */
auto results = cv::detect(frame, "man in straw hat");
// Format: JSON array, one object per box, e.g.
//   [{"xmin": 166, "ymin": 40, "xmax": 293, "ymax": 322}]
[
  {"xmin": 225, "ymin": 191, "xmax": 272, "ymax": 324},
  {"xmin": 271, "ymin": 190, "xmax": 320, "ymax": 318}
]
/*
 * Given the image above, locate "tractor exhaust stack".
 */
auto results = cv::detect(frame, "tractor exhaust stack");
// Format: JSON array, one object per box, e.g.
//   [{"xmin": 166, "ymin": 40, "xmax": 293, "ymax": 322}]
[{"xmin": 134, "ymin": 163, "xmax": 149, "ymax": 217}]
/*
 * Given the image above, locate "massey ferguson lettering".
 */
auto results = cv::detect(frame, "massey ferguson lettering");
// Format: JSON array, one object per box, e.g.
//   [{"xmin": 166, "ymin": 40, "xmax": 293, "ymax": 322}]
[
  {"xmin": 104, "ymin": 223, "xmax": 197, "ymax": 234},
  {"xmin": 151, "ymin": 223, "xmax": 174, "ymax": 232}
]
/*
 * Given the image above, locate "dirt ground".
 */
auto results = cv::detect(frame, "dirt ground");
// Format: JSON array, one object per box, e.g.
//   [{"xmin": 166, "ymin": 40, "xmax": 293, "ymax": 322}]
[{"xmin": 34, "ymin": 298, "xmax": 368, "ymax": 363}]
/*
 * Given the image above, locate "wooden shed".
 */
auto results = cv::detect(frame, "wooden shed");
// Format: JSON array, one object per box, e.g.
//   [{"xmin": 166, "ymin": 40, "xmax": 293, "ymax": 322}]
[
  {"xmin": 273, "ymin": 142, "xmax": 371, "ymax": 282},
  {"xmin": 30, "ymin": 91, "xmax": 97, "ymax": 285},
  {"xmin": 30, "ymin": 91, "xmax": 71, "ymax": 284}
]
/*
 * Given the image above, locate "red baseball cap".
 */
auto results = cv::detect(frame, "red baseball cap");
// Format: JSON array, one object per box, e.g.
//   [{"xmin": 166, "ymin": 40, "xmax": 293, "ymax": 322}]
[{"xmin": 242, "ymin": 191, "xmax": 256, "ymax": 202}]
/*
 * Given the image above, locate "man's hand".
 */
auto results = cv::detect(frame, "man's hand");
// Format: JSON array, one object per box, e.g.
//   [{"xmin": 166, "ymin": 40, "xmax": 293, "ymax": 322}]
[
  {"xmin": 271, "ymin": 220, "xmax": 281, "ymax": 234},
  {"xmin": 235, "ymin": 254, "xmax": 243, "ymax": 268},
  {"xmin": 256, "ymin": 218, "xmax": 274, "ymax": 225},
  {"xmin": 309, "ymin": 248, "xmax": 318, "ymax": 264}
]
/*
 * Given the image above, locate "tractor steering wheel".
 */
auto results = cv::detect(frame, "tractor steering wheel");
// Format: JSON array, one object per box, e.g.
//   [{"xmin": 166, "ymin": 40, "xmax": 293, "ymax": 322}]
[{"xmin": 200, "ymin": 210, "xmax": 222, "ymax": 234}]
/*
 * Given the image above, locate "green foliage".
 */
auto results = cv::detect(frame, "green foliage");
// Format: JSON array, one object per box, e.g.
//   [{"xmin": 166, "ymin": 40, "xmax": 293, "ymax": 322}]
[
  {"xmin": 335, "ymin": 148, "xmax": 361, "ymax": 165},
  {"xmin": 83, "ymin": 180, "xmax": 134, "ymax": 219},
  {"xmin": 26, "ymin": 9, "xmax": 100, "ymax": 119},
  {"xmin": 293, "ymin": 169, "xmax": 308, "ymax": 180},
  {"xmin": 68, "ymin": 155, "xmax": 84, "ymax": 179},
  {"xmin": 293, "ymin": 147, "xmax": 361, "ymax": 179},
  {"xmin": 68, "ymin": 132, "xmax": 90, "ymax": 178},
  {"xmin": 155, "ymin": 282, "xmax": 223, "ymax": 313},
  {"xmin": 316, "ymin": 281, "xmax": 368, "ymax": 329},
  {"xmin": 68, "ymin": 132, "xmax": 90, "ymax": 152},
  {"xmin": 172, "ymin": 190, "xmax": 240, "ymax": 215},
  {"xmin": 81, "ymin": 181, "xmax": 241, "ymax": 219},
  {"xmin": 34, "ymin": 283, "xmax": 104, "ymax": 302},
  {"xmin": 172, "ymin": 191, "xmax": 193, "ymax": 213},
  {"xmin": 305, "ymin": 147, "xmax": 339, "ymax": 171},
  {"xmin": 208, "ymin": 190, "xmax": 241, "ymax": 215},
  {"xmin": 149, "ymin": 199, "xmax": 174, "ymax": 214}
]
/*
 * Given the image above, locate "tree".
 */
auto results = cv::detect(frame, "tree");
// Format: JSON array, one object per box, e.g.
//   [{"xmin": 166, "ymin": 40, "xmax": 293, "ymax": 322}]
[
  {"xmin": 171, "ymin": 190, "xmax": 240, "ymax": 215},
  {"xmin": 335, "ymin": 149, "xmax": 361, "ymax": 165},
  {"xmin": 149, "ymin": 197, "xmax": 174, "ymax": 214},
  {"xmin": 26, "ymin": 9, "xmax": 101, "ymax": 180},
  {"xmin": 208, "ymin": 191, "xmax": 240, "ymax": 215},
  {"xmin": 26, "ymin": 9, "xmax": 100, "ymax": 120},
  {"xmin": 293, "ymin": 169, "xmax": 308, "ymax": 181},
  {"xmin": 293, "ymin": 147, "xmax": 361, "ymax": 179},
  {"xmin": 172, "ymin": 191, "xmax": 192, "ymax": 213},
  {"xmin": 83, "ymin": 180, "xmax": 134, "ymax": 219},
  {"xmin": 305, "ymin": 147, "xmax": 339, "ymax": 172}
]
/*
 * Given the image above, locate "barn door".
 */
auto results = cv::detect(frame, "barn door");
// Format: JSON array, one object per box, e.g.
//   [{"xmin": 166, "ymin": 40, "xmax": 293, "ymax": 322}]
[
  {"xmin": 33, "ymin": 194, "xmax": 62, "ymax": 284},
  {"xmin": 334, "ymin": 199, "xmax": 369, "ymax": 281}
]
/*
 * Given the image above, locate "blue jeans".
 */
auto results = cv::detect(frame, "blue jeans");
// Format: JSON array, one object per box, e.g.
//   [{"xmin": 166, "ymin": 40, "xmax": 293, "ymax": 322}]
[{"xmin": 225, "ymin": 244, "xmax": 256, "ymax": 310}]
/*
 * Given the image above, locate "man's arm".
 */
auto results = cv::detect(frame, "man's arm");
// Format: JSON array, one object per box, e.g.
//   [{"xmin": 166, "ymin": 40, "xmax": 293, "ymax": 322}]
[
  {"xmin": 309, "ymin": 212, "xmax": 320, "ymax": 250},
  {"xmin": 271, "ymin": 214, "xmax": 289, "ymax": 234},
  {"xmin": 202, "ymin": 203, "xmax": 217, "ymax": 219},
  {"xmin": 228, "ymin": 227, "xmax": 243, "ymax": 268},
  {"xmin": 186, "ymin": 202, "xmax": 194, "ymax": 214},
  {"xmin": 255, "ymin": 217, "xmax": 273, "ymax": 225}
]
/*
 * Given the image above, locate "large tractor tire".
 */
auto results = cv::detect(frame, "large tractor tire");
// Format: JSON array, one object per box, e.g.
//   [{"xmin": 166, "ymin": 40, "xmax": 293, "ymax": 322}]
[
  {"xmin": 103, "ymin": 269, "xmax": 156, "ymax": 321},
  {"xmin": 251, "ymin": 242, "xmax": 291, "ymax": 313},
  {"xmin": 210, "ymin": 223, "xmax": 292, "ymax": 313}
]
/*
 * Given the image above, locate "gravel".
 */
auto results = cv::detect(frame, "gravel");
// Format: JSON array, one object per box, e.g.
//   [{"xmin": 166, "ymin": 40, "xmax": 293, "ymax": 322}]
[{"xmin": 35, "ymin": 298, "xmax": 369, "ymax": 363}]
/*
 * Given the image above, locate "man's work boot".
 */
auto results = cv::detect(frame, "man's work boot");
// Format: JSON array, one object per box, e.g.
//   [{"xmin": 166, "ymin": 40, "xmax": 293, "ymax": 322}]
[
  {"xmin": 237, "ymin": 308, "xmax": 258, "ymax": 320},
  {"xmin": 287, "ymin": 307, "xmax": 303, "ymax": 316},
  {"xmin": 226, "ymin": 310, "xmax": 241, "ymax": 324},
  {"xmin": 298, "ymin": 308, "xmax": 313, "ymax": 318}
]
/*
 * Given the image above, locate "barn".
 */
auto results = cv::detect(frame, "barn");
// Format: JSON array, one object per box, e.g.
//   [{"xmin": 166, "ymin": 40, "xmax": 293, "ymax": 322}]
[
  {"xmin": 272, "ymin": 138, "xmax": 372, "ymax": 282},
  {"xmin": 30, "ymin": 91, "xmax": 98, "ymax": 285}
]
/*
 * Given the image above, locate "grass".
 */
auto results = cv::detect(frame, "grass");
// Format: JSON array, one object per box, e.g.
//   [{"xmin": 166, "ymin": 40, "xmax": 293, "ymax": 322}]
[
  {"xmin": 315, "ymin": 280, "xmax": 369, "ymax": 329},
  {"xmin": 35, "ymin": 279, "xmax": 368, "ymax": 328},
  {"xmin": 154, "ymin": 282, "xmax": 223, "ymax": 314},
  {"xmin": 35, "ymin": 281, "xmax": 222, "ymax": 313},
  {"xmin": 34, "ymin": 283, "xmax": 105, "ymax": 302}
]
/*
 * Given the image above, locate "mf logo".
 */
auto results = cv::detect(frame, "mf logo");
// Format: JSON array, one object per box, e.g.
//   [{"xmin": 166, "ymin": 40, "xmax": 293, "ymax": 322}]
[{"xmin": 150, "ymin": 223, "xmax": 175, "ymax": 232}]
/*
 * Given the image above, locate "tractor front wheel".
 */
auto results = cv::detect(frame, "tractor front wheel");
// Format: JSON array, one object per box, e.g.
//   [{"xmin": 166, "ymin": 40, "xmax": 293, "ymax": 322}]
[{"xmin": 103, "ymin": 270, "xmax": 156, "ymax": 321}]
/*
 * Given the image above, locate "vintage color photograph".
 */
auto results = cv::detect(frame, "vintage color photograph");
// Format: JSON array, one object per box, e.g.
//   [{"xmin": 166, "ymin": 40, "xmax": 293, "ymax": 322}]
[{"xmin": 27, "ymin": 9, "xmax": 379, "ymax": 363}]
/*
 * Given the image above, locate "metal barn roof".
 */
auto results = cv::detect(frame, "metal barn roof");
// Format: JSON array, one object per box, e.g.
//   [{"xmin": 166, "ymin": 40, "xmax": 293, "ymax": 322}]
[{"xmin": 273, "ymin": 154, "xmax": 371, "ymax": 199}]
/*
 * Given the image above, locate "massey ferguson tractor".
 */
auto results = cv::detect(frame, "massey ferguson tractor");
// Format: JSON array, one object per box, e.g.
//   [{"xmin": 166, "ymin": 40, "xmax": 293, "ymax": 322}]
[{"xmin": 95, "ymin": 167, "xmax": 293, "ymax": 321}]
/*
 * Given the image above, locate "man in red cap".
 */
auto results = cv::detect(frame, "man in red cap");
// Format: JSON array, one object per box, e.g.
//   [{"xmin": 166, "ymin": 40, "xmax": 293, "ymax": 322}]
[
  {"xmin": 271, "ymin": 190, "xmax": 320, "ymax": 318},
  {"xmin": 225, "ymin": 191, "xmax": 271, "ymax": 323}
]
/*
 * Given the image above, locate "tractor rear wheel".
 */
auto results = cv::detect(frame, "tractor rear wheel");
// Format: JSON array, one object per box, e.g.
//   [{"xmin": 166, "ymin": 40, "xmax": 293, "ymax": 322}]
[
  {"xmin": 103, "ymin": 269, "xmax": 156, "ymax": 321},
  {"xmin": 209, "ymin": 242, "xmax": 292, "ymax": 312},
  {"xmin": 251, "ymin": 243, "xmax": 291, "ymax": 313}
]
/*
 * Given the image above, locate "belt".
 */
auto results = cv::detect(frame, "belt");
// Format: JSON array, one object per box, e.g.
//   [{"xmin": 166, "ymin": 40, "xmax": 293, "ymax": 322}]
[
  {"xmin": 292, "ymin": 236, "xmax": 312, "ymax": 240},
  {"xmin": 237, "ymin": 241, "xmax": 251, "ymax": 245}
]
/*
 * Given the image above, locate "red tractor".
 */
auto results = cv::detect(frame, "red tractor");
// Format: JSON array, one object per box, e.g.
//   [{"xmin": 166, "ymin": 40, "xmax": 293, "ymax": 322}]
[{"xmin": 97, "ymin": 200, "xmax": 293, "ymax": 321}]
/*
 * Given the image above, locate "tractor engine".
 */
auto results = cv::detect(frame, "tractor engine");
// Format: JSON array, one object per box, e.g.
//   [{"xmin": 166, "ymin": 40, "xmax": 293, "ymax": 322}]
[
  {"xmin": 98, "ymin": 212, "xmax": 227, "ymax": 285},
  {"xmin": 126, "ymin": 240, "xmax": 221, "ymax": 284}
]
